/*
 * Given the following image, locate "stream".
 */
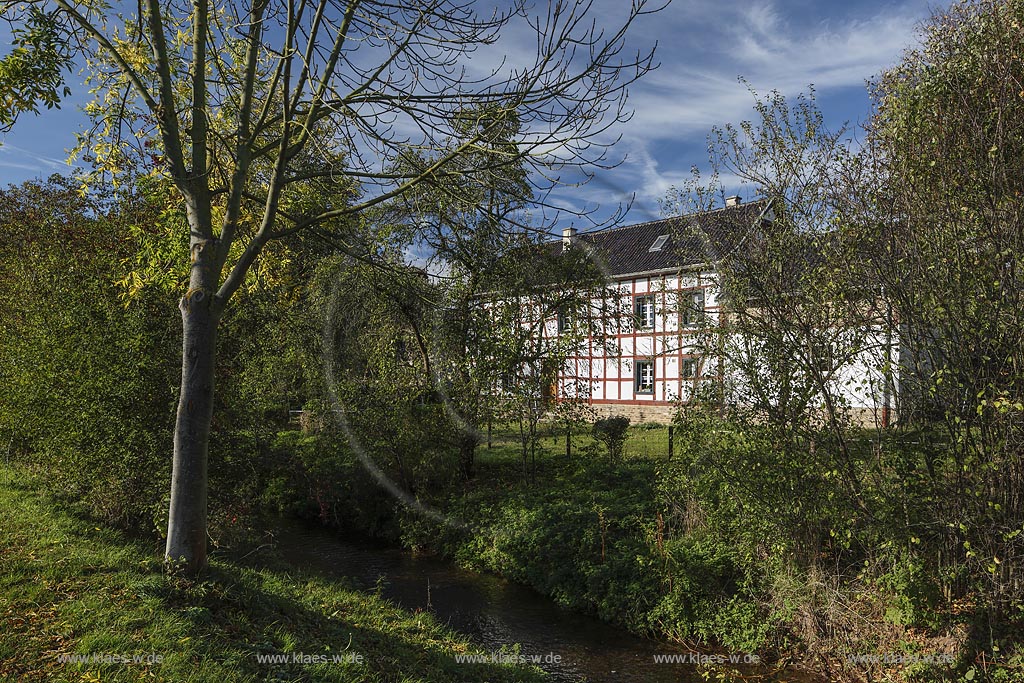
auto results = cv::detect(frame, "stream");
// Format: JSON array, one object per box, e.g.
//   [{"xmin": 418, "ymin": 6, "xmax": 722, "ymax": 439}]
[{"xmin": 271, "ymin": 519, "xmax": 814, "ymax": 682}]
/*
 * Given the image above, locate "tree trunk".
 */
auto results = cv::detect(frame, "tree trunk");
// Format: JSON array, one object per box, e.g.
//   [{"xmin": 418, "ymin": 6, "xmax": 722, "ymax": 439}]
[
  {"xmin": 165, "ymin": 287, "xmax": 220, "ymax": 575},
  {"xmin": 458, "ymin": 434, "xmax": 476, "ymax": 481}
]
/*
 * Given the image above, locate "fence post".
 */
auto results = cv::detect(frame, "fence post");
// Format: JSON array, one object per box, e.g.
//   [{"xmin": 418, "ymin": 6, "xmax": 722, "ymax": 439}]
[
  {"xmin": 566, "ymin": 427, "xmax": 571, "ymax": 458},
  {"xmin": 667, "ymin": 425, "xmax": 674, "ymax": 460}
]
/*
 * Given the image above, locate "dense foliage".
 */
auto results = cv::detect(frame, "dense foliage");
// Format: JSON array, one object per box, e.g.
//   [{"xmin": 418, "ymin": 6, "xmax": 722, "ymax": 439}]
[
  {"xmin": 0, "ymin": 175, "xmax": 335, "ymax": 542},
  {"xmin": 869, "ymin": 0, "xmax": 1024, "ymax": 622},
  {"xmin": 0, "ymin": 177, "xmax": 179, "ymax": 529},
  {"xmin": 592, "ymin": 416, "xmax": 630, "ymax": 461}
]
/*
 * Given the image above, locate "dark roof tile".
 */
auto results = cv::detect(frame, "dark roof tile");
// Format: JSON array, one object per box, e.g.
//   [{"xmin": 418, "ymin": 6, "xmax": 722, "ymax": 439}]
[{"xmin": 554, "ymin": 199, "xmax": 771, "ymax": 277}]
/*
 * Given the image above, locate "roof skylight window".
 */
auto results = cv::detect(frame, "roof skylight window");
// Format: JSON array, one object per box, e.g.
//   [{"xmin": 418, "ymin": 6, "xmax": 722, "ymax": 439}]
[{"xmin": 649, "ymin": 234, "xmax": 669, "ymax": 252}]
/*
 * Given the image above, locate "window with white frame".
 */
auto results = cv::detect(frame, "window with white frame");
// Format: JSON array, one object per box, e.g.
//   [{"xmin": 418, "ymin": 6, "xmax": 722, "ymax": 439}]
[
  {"xmin": 649, "ymin": 234, "xmax": 669, "ymax": 252},
  {"xmin": 682, "ymin": 289, "xmax": 705, "ymax": 327},
  {"xmin": 681, "ymin": 357, "xmax": 699, "ymax": 379},
  {"xmin": 633, "ymin": 295, "xmax": 655, "ymax": 329},
  {"xmin": 635, "ymin": 359, "xmax": 654, "ymax": 394}
]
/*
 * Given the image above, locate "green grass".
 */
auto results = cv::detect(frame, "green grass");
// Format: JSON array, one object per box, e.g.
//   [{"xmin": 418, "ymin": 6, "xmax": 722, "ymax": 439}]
[
  {"xmin": 479, "ymin": 422, "xmax": 673, "ymax": 464},
  {"xmin": 0, "ymin": 467, "xmax": 546, "ymax": 683}
]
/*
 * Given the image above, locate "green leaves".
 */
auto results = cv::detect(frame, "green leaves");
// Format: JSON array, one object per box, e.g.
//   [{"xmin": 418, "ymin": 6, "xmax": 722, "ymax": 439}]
[
  {"xmin": 0, "ymin": 7, "xmax": 73, "ymax": 132},
  {"xmin": 0, "ymin": 176, "xmax": 179, "ymax": 530}
]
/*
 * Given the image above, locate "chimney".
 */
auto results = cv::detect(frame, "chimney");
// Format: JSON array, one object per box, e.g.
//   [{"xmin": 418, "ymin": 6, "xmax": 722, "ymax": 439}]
[
  {"xmin": 725, "ymin": 195, "xmax": 742, "ymax": 207},
  {"xmin": 562, "ymin": 226, "xmax": 577, "ymax": 252}
]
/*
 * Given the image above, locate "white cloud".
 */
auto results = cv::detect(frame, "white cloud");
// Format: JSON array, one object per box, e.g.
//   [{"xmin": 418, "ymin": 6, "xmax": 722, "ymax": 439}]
[
  {"xmin": 626, "ymin": 0, "xmax": 925, "ymax": 138},
  {"xmin": 0, "ymin": 0, "xmax": 932, "ymax": 231},
  {"xmin": 537, "ymin": 0, "xmax": 930, "ymax": 225}
]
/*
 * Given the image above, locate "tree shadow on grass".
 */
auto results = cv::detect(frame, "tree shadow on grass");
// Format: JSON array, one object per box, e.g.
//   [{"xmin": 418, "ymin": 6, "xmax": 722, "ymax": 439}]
[
  {"xmin": 156, "ymin": 559, "xmax": 549, "ymax": 683},
  {"xmin": 0, "ymin": 472, "xmax": 545, "ymax": 683}
]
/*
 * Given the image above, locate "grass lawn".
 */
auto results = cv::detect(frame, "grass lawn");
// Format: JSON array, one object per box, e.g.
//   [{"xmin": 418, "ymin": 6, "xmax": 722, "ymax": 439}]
[
  {"xmin": 479, "ymin": 422, "xmax": 673, "ymax": 465},
  {"xmin": 0, "ymin": 466, "xmax": 545, "ymax": 683}
]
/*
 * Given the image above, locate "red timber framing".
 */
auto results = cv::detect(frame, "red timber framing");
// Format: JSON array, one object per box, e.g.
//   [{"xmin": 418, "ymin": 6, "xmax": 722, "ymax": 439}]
[
  {"xmin": 553, "ymin": 270, "xmax": 723, "ymax": 408},
  {"xmin": 538, "ymin": 197, "xmax": 775, "ymax": 413}
]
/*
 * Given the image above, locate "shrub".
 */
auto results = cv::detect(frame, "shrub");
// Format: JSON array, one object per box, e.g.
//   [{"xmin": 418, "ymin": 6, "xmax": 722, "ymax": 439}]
[
  {"xmin": 0, "ymin": 176, "xmax": 314, "ymax": 543},
  {"xmin": 592, "ymin": 416, "xmax": 630, "ymax": 460},
  {"xmin": 0, "ymin": 177, "xmax": 180, "ymax": 531}
]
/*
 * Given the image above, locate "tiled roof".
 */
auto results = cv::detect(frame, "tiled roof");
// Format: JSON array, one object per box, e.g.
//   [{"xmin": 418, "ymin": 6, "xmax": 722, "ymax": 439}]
[{"xmin": 554, "ymin": 199, "xmax": 772, "ymax": 278}]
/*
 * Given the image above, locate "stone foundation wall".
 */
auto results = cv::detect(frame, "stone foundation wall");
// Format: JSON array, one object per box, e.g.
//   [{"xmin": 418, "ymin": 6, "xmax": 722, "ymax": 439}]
[
  {"xmin": 587, "ymin": 403, "xmax": 676, "ymax": 425},
  {"xmin": 581, "ymin": 403, "xmax": 891, "ymax": 427}
]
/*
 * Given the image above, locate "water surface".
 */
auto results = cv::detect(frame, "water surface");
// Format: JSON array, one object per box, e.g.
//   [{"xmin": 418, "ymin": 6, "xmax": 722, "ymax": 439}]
[{"xmin": 274, "ymin": 520, "xmax": 812, "ymax": 682}]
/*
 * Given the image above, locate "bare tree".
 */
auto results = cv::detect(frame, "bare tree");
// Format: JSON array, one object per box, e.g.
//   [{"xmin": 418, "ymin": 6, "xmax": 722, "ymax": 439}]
[{"xmin": 0, "ymin": 0, "xmax": 662, "ymax": 573}]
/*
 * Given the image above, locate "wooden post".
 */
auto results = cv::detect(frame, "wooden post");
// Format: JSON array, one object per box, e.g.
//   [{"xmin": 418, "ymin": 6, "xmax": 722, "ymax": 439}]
[
  {"xmin": 667, "ymin": 425, "xmax": 674, "ymax": 460},
  {"xmin": 487, "ymin": 419, "xmax": 492, "ymax": 449},
  {"xmin": 566, "ymin": 427, "xmax": 571, "ymax": 458}
]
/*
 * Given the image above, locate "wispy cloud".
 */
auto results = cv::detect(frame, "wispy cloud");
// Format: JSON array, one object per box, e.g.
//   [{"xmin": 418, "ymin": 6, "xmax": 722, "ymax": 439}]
[
  {"xmin": 0, "ymin": 0, "xmax": 932, "ymax": 233},
  {"xmin": 547, "ymin": 0, "xmax": 930, "ymax": 224},
  {"xmin": 626, "ymin": 0, "xmax": 924, "ymax": 137},
  {"xmin": 0, "ymin": 143, "xmax": 71, "ymax": 175}
]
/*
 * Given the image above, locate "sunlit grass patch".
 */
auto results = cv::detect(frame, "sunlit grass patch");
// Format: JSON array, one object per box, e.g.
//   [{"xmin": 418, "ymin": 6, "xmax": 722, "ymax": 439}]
[{"xmin": 0, "ymin": 465, "xmax": 546, "ymax": 683}]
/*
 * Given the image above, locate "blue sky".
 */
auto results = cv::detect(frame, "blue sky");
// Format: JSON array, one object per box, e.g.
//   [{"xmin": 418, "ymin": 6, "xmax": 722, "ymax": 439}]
[{"xmin": 0, "ymin": 0, "xmax": 931, "ymax": 228}]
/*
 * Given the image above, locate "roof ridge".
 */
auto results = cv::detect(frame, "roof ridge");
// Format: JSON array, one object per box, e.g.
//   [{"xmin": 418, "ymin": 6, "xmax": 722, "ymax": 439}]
[
  {"xmin": 579, "ymin": 215, "xmax": 681, "ymax": 237},
  {"xmin": 567, "ymin": 197, "xmax": 768, "ymax": 240}
]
